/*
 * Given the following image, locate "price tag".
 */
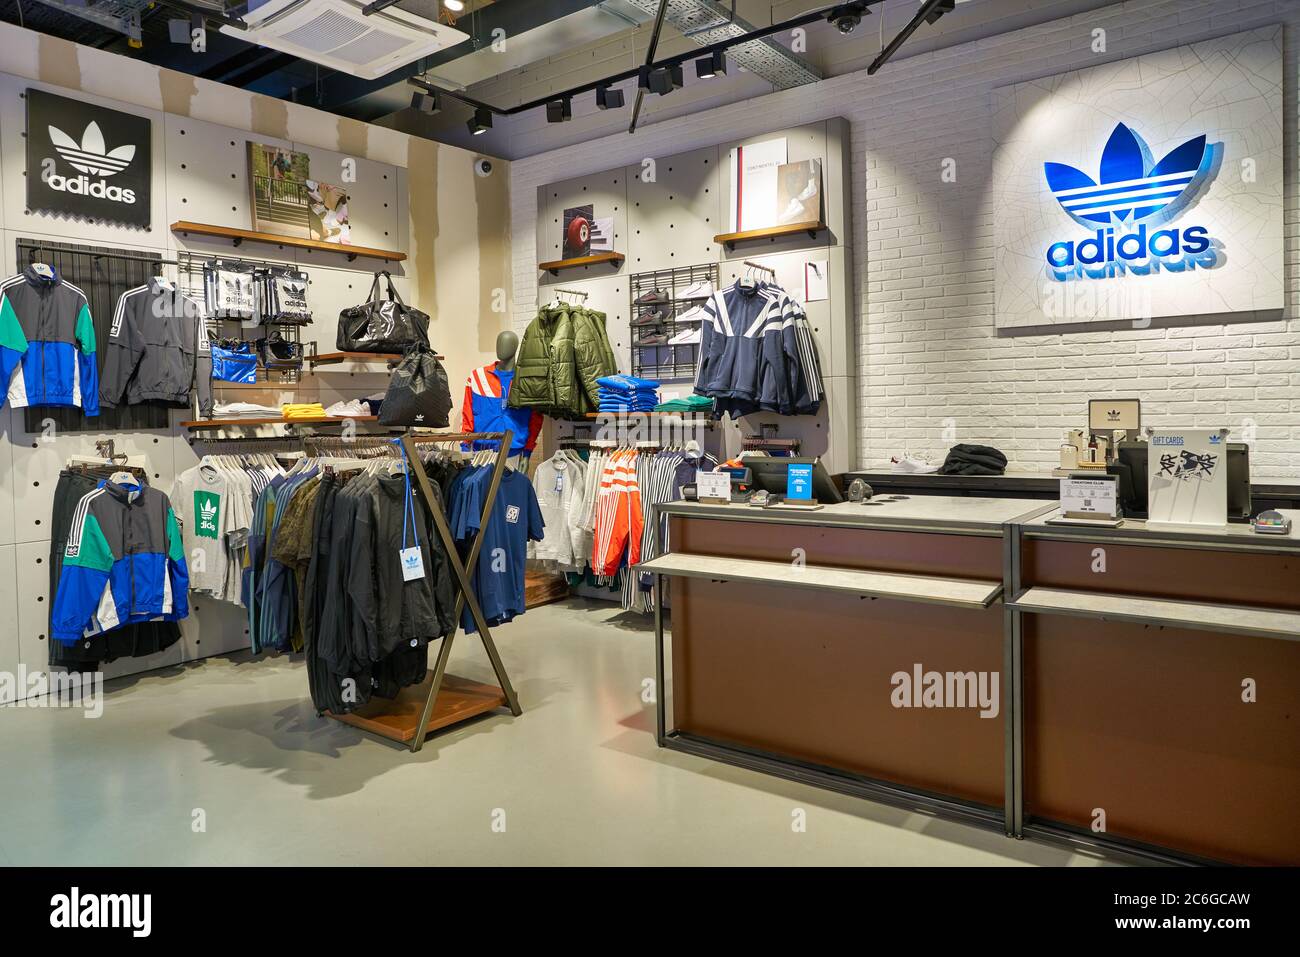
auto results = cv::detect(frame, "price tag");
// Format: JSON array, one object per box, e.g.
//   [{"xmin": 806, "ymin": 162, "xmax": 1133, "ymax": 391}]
[
  {"xmin": 1060, "ymin": 477, "xmax": 1118, "ymax": 517},
  {"xmin": 696, "ymin": 470, "xmax": 732, "ymax": 501},
  {"xmin": 399, "ymin": 546, "xmax": 425, "ymax": 581}
]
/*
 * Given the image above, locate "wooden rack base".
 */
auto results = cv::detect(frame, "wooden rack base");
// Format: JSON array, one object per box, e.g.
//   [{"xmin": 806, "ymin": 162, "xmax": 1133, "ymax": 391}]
[{"xmin": 328, "ymin": 673, "xmax": 507, "ymax": 745}]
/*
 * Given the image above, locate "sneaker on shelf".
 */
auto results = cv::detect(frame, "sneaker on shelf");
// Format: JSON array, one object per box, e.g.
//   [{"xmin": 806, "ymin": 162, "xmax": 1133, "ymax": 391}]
[
  {"xmin": 668, "ymin": 327, "xmax": 701, "ymax": 345},
  {"xmin": 635, "ymin": 330, "xmax": 669, "ymax": 346},
  {"xmin": 631, "ymin": 306, "xmax": 671, "ymax": 326},
  {"xmin": 634, "ymin": 289, "xmax": 670, "ymax": 305},
  {"xmin": 890, "ymin": 452, "xmax": 939, "ymax": 474},
  {"xmin": 679, "ymin": 279, "xmax": 714, "ymax": 300},
  {"xmin": 676, "ymin": 304, "xmax": 706, "ymax": 323}
]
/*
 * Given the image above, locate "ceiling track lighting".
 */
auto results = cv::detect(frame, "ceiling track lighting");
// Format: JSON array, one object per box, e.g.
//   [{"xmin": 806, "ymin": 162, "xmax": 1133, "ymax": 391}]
[
  {"xmin": 596, "ymin": 84, "xmax": 625, "ymax": 110},
  {"xmin": 411, "ymin": 90, "xmax": 440, "ymax": 115},
  {"xmin": 467, "ymin": 107, "xmax": 493, "ymax": 136},
  {"xmin": 443, "ymin": 0, "xmax": 466, "ymax": 11},
  {"xmin": 925, "ymin": 0, "xmax": 956, "ymax": 25},
  {"xmin": 695, "ymin": 50, "xmax": 727, "ymax": 79},
  {"xmin": 546, "ymin": 97, "xmax": 573, "ymax": 123}
]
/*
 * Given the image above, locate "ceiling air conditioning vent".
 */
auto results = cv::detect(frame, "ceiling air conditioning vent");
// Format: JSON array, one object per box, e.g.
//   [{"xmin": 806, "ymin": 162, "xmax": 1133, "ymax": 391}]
[{"xmin": 223, "ymin": 0, "xmax": 468, "ymax": 80}]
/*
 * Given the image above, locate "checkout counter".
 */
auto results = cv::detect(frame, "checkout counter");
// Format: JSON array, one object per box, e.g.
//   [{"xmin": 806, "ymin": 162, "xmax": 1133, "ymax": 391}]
[{"xmin": 639, "ymin": 494, "xmax": 1300, "ymax": 865}]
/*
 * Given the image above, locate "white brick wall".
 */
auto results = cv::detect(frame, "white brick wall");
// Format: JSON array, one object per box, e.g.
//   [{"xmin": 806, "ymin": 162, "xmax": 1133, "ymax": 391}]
[{"xmin": 511, "ymin": 0, "xmax": 1300, "ymax": 475}]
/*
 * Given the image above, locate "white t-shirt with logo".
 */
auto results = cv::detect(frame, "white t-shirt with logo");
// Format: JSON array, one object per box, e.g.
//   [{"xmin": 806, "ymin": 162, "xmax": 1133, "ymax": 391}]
[{"xmin": 173, "ymin": 464, "xmax": 232, "ymax": 600}]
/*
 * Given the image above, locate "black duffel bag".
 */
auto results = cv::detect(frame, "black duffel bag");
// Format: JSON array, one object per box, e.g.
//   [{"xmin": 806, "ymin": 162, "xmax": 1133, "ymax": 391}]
[
  {"xmin": 378, "ymin": 343, "xmax": 453, "ymax": 427},
  {"xmin": 337, "ymin": 271, "xmax": 430, "ymax": 353}
]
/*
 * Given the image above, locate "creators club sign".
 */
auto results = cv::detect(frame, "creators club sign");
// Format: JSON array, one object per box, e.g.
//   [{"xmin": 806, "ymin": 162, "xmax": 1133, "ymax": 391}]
[
  {"xmin": 26, "ymin": 89, "xmax": 151, "ymax": 229},
  {"xmin": 1042, "ymin": 122, "xmax": 1221, "ymax": 282}
]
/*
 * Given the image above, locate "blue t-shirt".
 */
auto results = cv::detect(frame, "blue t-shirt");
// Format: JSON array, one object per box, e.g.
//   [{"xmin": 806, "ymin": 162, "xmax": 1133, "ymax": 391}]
[{"xmin": 450, "ymin": 468, "xmax": 544, "ymax": 633}]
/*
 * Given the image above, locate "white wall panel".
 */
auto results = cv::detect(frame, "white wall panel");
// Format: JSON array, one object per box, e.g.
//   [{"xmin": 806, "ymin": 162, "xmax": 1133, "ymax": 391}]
[
  {"xmin": 163, "ymin": 115, "xmax": 278, "ymax": 234},
  {"xmin": 626, "ymin": 146, "xmax": 720, "ymax": 273},
  {"xmin": 15, "ymin": 539, "xmax": 52, "ymax": 673},
  {"xmin": 0, "ymin": 544, "xmax": 19, "ymax": 683},
  {"xmin": 536, "ymin": 168, "xmax": 629, "ymax": 287}
]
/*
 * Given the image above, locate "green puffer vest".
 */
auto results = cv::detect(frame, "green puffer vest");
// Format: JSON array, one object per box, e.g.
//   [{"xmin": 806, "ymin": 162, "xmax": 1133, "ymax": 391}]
[{"xmin": 508, "ymin": 304, "xmax": 617, "ymax": 417}]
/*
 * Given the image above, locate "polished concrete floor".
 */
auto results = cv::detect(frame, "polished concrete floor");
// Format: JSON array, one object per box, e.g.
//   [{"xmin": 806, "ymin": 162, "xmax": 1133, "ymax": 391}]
[{"xmin": 0, "ymin": 599, "xmax": 1115, "ymax": 866}]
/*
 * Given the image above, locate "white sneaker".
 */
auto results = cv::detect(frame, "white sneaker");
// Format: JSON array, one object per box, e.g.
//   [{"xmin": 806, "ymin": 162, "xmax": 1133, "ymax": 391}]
[
  {"xmin": 891, "ymin": 453, "xmax": 939, "ymax": 473},
  {"xmin": 676, "ymin": 305, "xmax": 706, "ymax": 323},
  {"xmin": 668, "ymin": 327, "xmax": 701, "ymax": 345},
  {"xmin": 679, "ymin": 280, "xmax": 714, "ymax": 300}
]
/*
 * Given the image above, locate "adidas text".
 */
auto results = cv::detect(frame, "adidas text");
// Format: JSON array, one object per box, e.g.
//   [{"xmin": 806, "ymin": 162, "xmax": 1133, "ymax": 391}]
[{"xmin": 46, "ymin": 172, "xmax": 136, "ymax": 204}]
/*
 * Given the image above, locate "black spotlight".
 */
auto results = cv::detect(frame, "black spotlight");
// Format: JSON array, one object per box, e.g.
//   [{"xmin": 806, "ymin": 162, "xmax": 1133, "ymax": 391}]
[
  {"xmin": 411, "ymin": 91, "xmax": 440, "ymax": 114},
  {"xmin": 596, "ymin": 84, "xmax": 624, "ymax": 110},
  {"xmin": 695, "ymin": 50, "xmax": 726, "ymax": 79},
  {"xmin": 546, "ymin": 97, "xmax": 572, "ymax": 123},
  {"xmin": 467, "ymin": 107, "xmax": 493, "ymax": 136},
  {"xmin": 924, "ymin": 0, "xmax": 956, "ymax": 25},
  {"xmin": 648, "ymin": 63, "xmax": 683, "ymax": 95}
]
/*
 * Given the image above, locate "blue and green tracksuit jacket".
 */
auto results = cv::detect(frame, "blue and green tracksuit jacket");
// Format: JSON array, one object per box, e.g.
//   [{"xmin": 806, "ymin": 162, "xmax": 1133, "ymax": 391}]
[
  {"xmin": 52, "ymin": 479, "xmax": 189, "ymax": 645},
  {"xmin": 0, "ymin": 265, "xmax": 99, "ymax": 415}
]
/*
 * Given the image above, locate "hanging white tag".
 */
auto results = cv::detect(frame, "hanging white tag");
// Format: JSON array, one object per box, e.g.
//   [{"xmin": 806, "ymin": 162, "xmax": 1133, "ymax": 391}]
[
  {"xmin": 32, "ymin": 263, "xmax": 54, "ymax": 279},
  {"xmin": 399, "ymin": 546, "xmax": 425, "ymax": 581}
]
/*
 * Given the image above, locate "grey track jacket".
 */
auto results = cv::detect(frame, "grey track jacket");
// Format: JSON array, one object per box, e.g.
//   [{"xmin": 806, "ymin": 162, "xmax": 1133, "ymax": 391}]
[{"xmin": 100, "ymin": 278, "xmax": 213, "ymax": 415}]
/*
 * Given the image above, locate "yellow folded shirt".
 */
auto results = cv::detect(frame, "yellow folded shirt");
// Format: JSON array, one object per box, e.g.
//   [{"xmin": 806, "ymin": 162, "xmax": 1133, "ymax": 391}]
[{"xmin": 281, "ymin": 403, "xmax": 328, "ymax": 420}]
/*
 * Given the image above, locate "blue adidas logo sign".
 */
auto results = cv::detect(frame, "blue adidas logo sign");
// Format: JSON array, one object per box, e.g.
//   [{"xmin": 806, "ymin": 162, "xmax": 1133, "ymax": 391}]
[{"xmin": 1042, "ymin": 123, "xmax": 1222, "ymax": 281}]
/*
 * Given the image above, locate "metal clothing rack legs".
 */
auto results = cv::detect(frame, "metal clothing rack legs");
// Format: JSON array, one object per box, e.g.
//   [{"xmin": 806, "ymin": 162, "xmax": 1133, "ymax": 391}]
[{"xmin": 327, "ymin": 430, "xmax": 523, "ymax": 752}]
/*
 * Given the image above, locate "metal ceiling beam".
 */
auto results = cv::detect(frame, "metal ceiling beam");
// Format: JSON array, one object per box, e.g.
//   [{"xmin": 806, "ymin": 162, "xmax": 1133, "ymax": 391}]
[
  {"xmin": 869, "ymin": 0, "xmax": 951, "ymax": 75},
  {"xmin": 30, "ymin": 0, "xmax": 148, "ymax": 40}
]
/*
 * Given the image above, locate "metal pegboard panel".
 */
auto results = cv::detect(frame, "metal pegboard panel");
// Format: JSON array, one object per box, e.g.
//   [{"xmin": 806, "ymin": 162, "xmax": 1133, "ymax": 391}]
[
  {"xmin": 0, "ymin": 544, "xmax": 19, "ymax": 681},
  {"xmin": 626, "ymin": 146, "xmax": 721, "ymax": 273},
  {"xmin": 8, "ymin": 429, "xmax": 177, "ymax": 546},
  {"xmin": 174, "ymin": 599, "xmax": 252, "ymax": 664},
  {"xmin": 0, "ymin": 75, "xmax": 168, "ymax": 247},
  {"xmin": 0, "ymin": 407, "xmax": 18, "ymax": 546},
  {"xmin": 290, "ymin": 143, "xmax": 401, "ymax": 255},
  {"xmin": 537, "ymin": 168, "xmax": 629, "ymax": 284},
  {"xmin": 162, "ymin": 114, "xmax": 282, "ymax": 239},
  {"xmin": 14, "ymin": 539, "xmax": 52, "ymax": 678}
]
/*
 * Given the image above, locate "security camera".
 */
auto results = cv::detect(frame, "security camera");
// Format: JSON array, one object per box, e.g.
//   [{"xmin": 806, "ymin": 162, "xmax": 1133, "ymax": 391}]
[
  {"xmin": 835, "ymin": 13, "xmax": 861, "ymax": 35},
  {"xmin": 474, "ymin": 158, "xmax": 493, "ymax": 178}
]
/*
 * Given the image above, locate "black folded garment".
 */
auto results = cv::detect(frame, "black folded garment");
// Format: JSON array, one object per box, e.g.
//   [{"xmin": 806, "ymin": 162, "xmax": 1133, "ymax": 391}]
[{"xmin": 938, "ymin": 443, "xmax": 1008, "ymax": 476}]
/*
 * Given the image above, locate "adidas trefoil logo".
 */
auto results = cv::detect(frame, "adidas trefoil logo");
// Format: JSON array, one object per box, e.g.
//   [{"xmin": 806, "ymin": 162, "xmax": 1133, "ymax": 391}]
[
  {"xmin": 45, "ymin": 120, "xmax": 138, "ymax": 204},
  {"xmin": 199, "ymin": 500, "xmax": 218, "ymax": 533},
  {"xmin": 1045, "ymin": 122, "xmax": 1215, "ymax": 228}
]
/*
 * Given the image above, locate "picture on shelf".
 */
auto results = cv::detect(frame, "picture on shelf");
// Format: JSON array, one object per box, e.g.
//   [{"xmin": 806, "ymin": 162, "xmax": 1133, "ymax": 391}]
[
  {"xmin": 247, "ymin": 142, "xmax": 311, "ymax": 237},
  {"xmin": 776, "ymin": 158, "xmax": 823, "ymax": 226},
  {"xmin": 563, "ymin": 204, "xmax": 594, "ymax": 258},
  {"xmin": 306, "ymin": 180, "xmax": 352, "ymax": 245}
]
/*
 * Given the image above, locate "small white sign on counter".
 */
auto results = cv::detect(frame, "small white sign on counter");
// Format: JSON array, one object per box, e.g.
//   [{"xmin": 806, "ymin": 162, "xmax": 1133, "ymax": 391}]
[
  {"xmin": 1060, "ymin": 476, "xmax": 1118, "ymax": 518},
  {"xmin": 695, "ymin": 470, "xmax": 732, "ymax": 502}
]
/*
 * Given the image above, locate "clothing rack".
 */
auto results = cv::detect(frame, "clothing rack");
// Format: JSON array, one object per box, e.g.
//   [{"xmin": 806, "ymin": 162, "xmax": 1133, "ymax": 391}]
[
  {"xmin": 552, "ymin": 287, "xmax": 589, "ymax": 300},
  {"xmin": 320, "ymin": 429, "xmax": 522, "ymax": 752},
  {"xmin": 742, "ymin": 260, "xmax": 776, "ymax": 276}
]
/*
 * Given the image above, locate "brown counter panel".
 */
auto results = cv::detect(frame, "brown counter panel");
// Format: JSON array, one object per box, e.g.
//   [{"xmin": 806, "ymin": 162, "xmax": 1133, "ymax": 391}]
[
  {"xmin": 1024, "ymin": 613, "xmax": 1300, "ymax": 865},
  {"xmin": 1023, "ymin": 538, "xmax": 1300, "ymax": 610},
  {"xmin": 671, "ymin": 516, "xmax": 1002, "ymax": 579},
  {"xmin": 670, "ymin": 577, "xmax": 1004, "ymax": 808}
]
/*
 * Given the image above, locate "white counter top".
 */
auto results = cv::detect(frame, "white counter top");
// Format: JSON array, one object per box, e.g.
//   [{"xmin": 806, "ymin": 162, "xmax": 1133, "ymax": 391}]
[{"xmin": 658, "ymin": 496, "xmax": 1051, "ymax": 534}]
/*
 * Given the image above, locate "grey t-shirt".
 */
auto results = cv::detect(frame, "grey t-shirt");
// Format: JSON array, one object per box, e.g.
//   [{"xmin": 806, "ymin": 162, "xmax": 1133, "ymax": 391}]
[{"xmin": 173, "ymin": 464, "xmax": 231, "ymax": 598}]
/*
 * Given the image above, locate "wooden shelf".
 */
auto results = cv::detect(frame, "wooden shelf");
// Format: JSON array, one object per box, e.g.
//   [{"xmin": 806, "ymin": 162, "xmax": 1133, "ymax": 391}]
[
  {"xmin": 171, "ymin": 220, "xmax": 406, "ymax": 262},
  {"xmin": 713, "ymin": 220, "xmax": 826, "ymax": 251},
  {"xmin": 182, "ymin": 415, "xmax": 380, "ymax": 430},
  {"xmin": 328, "ymin": 673, "xmax": 508, "ymax": 744},
  {"xmin": 307, "ymin": 351, "xmax": 445, "ymax": 370},
  {"xmin": 538, "ymin": 251, "xmax": 625, "ymax": 275},
  {"xmin": 637, "ymin": 552, "xmax": 1003, "ymax": 609}
]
